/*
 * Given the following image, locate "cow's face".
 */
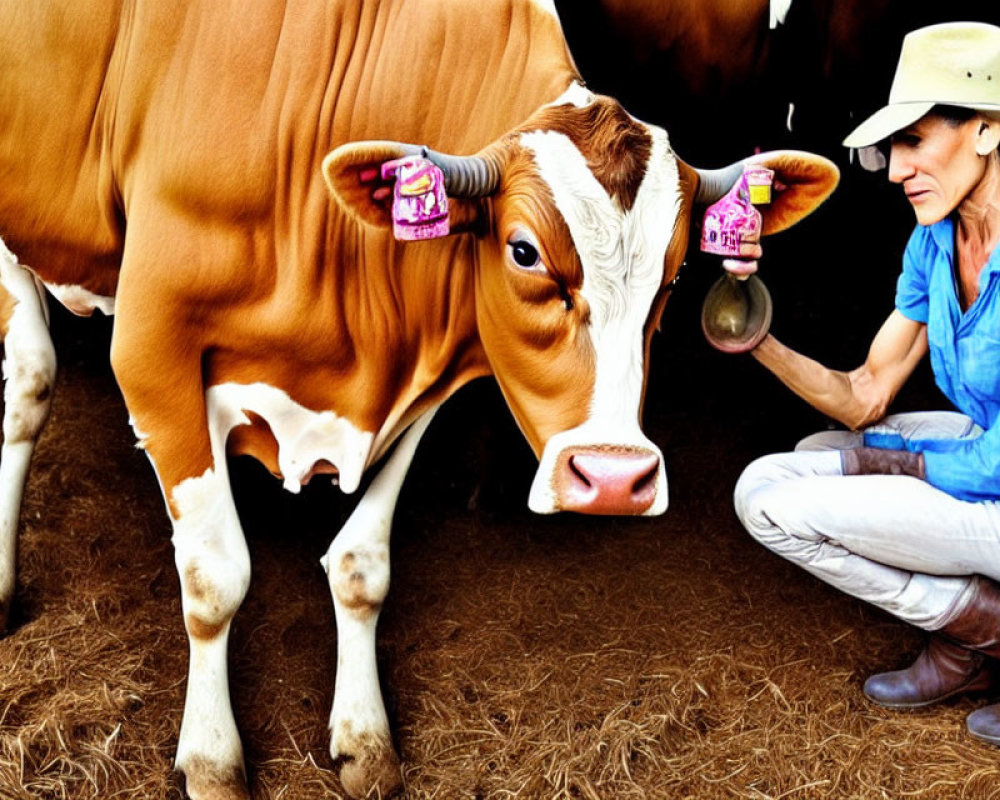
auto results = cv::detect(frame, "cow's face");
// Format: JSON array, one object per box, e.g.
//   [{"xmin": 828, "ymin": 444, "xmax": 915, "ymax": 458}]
[
  {"xmin": 474, "ymin": 99, "xmax": 689, "ymax": 515},
  {"xmin": 323, "ymin": 92, "xmax": 838, "ymax": 518}
]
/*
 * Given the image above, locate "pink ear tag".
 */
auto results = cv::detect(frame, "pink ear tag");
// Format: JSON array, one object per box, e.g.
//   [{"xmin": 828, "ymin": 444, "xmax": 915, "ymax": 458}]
[
  {"xmin": 700, "ymin": 164, "xmax": 774, "ymax": 258},
  {"xmin": 380, "ymin": 156, "xmax": 450, "ymax": 241},
  {"xmin": 699, "ymin": 163, "xmax": 775, "ymax": 353}
]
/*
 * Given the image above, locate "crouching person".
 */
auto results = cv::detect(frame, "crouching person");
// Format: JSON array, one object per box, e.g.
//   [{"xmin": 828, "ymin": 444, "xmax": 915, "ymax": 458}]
[{"xmin": 734, "ymin": 21, "xmax": 1000, "ymax": 742}]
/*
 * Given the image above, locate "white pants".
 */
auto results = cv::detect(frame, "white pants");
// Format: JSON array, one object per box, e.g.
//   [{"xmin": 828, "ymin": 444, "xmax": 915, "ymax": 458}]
[{"xmin": 735, "ymin": 412, "xmax": 1000, "ymax": 631}]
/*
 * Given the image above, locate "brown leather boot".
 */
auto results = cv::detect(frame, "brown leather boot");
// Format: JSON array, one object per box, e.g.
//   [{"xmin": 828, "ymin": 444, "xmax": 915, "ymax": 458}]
[
  {"xmin": 967, "ymin": 702, "xmax": 1000, "ymax": 745},
  {"xmin": 865, "ymin": 576, "xmax": 1000, "ymax": 709},
  {"xmin": 940, "ymin": 575, "xmax": 1000, "ymax": 656},
  {"xmin": 863, "ymin": 636, "xmax": 997, "ymax": 709},
  {"xmin": 938, "ymin": 576, "xmax": 1000, "ymax": 746}
]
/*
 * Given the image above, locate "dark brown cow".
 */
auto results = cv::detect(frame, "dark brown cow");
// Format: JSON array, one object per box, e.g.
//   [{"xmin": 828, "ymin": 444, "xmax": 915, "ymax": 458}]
[{"xmin": 559, "ymin": 0, "xmax": 998, "ymax": 163}]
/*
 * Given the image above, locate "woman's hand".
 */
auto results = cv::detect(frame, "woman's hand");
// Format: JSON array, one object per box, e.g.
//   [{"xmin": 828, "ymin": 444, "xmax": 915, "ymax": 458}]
[{"xmin": 841, "ymin": 447, "xmax": 926, "ymax": 478}]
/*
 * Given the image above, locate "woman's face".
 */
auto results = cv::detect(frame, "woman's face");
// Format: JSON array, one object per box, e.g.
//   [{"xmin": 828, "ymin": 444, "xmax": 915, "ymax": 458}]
[{"xmin": 888, "ymin": 114, "xmax": 985, "ymax": 225}]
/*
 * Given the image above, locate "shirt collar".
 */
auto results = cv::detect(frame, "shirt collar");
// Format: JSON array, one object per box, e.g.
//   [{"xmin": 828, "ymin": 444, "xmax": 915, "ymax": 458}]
[
  {"xmin": 928, "ymin": 217, "xmax": 1000, "ymax": 275},
  {"xmin": 928, "ymin": 217, "xmax": 954, "ymax": 256}
]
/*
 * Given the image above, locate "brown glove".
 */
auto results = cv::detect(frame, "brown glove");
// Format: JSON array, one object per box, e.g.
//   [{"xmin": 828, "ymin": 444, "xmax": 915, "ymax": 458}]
[{"xmin": 841, "ymin": 447, "xmax": 926, "ymax": 478}]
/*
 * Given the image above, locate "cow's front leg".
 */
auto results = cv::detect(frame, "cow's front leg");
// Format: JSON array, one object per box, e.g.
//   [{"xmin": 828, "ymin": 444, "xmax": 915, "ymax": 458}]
[
  {"xmin": 112, "ymin": 309, "xmax": 250, "ymax": 800},
  {"xmin": 322, "ymin": 408, "xmax": 437, "ymax": 799},
  {"xmin": 0, "ymin": 248, "xmax": 55, "ymax": 629},
  {"xmin": 170, "ymin": 461, "xmax": 251, "ymax": 800}
]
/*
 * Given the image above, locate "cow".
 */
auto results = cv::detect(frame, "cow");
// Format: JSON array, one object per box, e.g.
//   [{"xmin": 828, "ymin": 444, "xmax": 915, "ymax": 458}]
[
  {"xmin": 0, "ymin": 0, "xmax": 838, "ymax": 797},
  {"xmin": 560, "ymin": 0, "xmax": 997, "ymax": 165},
  {"xmin": 556, "ymin": 0, "xmax": 793, "ymax": 166}
]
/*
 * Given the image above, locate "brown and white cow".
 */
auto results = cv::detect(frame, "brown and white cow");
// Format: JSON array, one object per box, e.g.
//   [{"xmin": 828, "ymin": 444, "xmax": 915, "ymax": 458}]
[{"xmin": 0, "ymin": 0, "xmax": 837, "ymax": 797}]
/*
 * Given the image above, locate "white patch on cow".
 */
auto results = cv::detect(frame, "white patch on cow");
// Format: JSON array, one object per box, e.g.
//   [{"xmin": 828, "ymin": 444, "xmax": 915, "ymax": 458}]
[
  {"xmin": 527, "ymin": 0, "xmax": 560, "ymax": 21},
  {"xmin": 170, "ymin": 463, "xmax": 249, "ymax": 784},
  {"xmin": 0, "ymin": 242, "xmax": 55, "ymax": 622},
  {"xmin": 0, "ymin": 251, "xmax": 55, "ymax": 446},
  {"xmin": 770, "ymin": 0, "xmax": 793, "ymax": 28},
  {"xmin": 549, "ymin": 81, "xmax": 595, "ymax": 109},
  {"xmin": 520, "ymin": 128, "xmax": 677, "ymax": 515},
  {"xmin": 43, "ymin": 282, "xmax": 115, "ymax": 316},
  {"xmin": 206, "ymin": 382, "xmax": 375, "ymax": 494},
  {"xmin": 128, "ymin": 416, "xmax": 151, "ymax": 451},
  {"xmin": 786, "ymin": 102, "xmax": 795, "ymax": 132}
]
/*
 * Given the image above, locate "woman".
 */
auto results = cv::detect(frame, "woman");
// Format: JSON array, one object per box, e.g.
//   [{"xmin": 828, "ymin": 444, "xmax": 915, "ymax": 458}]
[{"xmin": 734, "ymin": 20, "xmax": 1000, "ymax": 743}]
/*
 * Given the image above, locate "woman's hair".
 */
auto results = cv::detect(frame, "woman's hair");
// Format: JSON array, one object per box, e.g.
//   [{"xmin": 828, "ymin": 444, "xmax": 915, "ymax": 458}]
[{"xmin": 929, "ymin": 104, "xmax": 978, "ymax": 126}]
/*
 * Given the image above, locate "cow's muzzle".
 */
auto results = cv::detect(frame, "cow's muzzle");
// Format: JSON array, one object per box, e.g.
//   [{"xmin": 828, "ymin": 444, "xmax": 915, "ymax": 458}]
[
  {"xmin": 529, "ymin": 434, "xmax": 668, "ymax": 515},
  {"xmin": 554, "ymin": 446, "xmax": 659, "ymax": 515}
]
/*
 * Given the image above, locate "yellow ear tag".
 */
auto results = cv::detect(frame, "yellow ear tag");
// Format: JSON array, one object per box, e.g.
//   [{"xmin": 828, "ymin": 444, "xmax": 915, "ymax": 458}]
[
  {"xmin": 749, "ymin": 183, "xmax": 771, "ymax": 205},
  {"xmin": 746, "ymin": 166, "xmax": 774, "ymax": 205}
]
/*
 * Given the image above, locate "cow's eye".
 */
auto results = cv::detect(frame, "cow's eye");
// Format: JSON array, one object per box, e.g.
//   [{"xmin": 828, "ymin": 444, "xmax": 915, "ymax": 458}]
[{"xmin": 508, "ymin": 239, "xmax": 541, "ymax": 270}]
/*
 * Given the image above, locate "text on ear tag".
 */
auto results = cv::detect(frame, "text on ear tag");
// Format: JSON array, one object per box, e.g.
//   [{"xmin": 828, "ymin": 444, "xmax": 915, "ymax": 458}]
[{"xmin": 380, "ymin": 156, "xmax": 450, "ymax": 241}]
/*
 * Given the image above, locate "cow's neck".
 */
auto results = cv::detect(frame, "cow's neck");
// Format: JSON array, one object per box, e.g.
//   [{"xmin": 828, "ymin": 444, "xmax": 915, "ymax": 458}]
[{"xmin": 351, "ymin": 226, "xmax": 493, "ymax": 461}]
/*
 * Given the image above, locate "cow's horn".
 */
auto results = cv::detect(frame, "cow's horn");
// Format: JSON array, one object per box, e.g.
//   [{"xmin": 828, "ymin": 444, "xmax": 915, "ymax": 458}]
[
  {"xmin": 694, "ymin": 161, "xmax": 747, "ymax": 205},
  {"xmin": 422, "ymin": 147, "xmax": 502, "ymax": 198}
]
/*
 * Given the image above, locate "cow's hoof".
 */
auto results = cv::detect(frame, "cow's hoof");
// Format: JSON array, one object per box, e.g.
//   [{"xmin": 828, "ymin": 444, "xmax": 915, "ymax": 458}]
[
  {"xmin": 180, "ymin": 758, "xmax": 250, "ymax": 800},
  {"xmin": 334, "ymin": 736, "xmax": 403, "ymax": 799}
]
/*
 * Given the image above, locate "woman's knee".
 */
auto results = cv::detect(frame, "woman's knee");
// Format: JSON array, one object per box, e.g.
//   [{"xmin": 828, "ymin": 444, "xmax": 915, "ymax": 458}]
[
  {"xmin": 734, "ymin": 453, "xmax": 828, "ymax": 552},
  {"xmin": 735, "ymin": 480, "xmax": 782, "ymax": 548},
  {"xmin": 734, "ymin": 451, "xmax": 819, "ymax": 511},
  {"xmin": 734, "ymin": 454, "xmax": 791, "ymax": 537}
]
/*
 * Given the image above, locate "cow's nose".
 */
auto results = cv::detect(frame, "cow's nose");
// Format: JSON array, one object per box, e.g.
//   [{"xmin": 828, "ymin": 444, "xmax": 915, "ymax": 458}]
[{"xmin": 555, "ymin": 447, "xmax": 660, "ymax": 515}]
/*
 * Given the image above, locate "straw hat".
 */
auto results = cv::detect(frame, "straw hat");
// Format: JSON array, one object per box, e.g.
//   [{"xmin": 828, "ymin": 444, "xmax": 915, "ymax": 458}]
[{"xmin": 843, "ymin": 21, "xmax": 1000, "ymax": 148}]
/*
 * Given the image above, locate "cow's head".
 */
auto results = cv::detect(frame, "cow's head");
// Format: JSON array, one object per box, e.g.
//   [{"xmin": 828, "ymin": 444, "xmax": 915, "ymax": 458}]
[{"xmin": 324, "ymin": 91, "xmax": 838, "ymax": 516}]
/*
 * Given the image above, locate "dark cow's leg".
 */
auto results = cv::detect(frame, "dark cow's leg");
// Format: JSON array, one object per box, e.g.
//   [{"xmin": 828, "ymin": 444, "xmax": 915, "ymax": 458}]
[
  {"xmin": 322, "ymin": 408, "xmax": 437, "ymax": 799},
  {"xmin": 0, "ymin": 242, "xmax": 55, "ymax": 629}
]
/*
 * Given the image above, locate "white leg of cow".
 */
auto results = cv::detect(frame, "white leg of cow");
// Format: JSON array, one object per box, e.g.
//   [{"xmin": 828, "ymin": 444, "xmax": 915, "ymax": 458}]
[
  {"xmin": 170, "ymin": 463, "xmax": 251, "ymax": 800},
  {"xmin": 322, "ymin": 408, "xmax": 437, "ymax": 799},
  {"xmin": 0, "ymin": 251, "xmax": 55, "ymax": 629}
]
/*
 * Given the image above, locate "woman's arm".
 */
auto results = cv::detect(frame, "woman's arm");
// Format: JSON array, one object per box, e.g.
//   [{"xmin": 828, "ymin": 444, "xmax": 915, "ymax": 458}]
[{"xmin": 751, "ymin": 309, "xmax": 928, "ymax": 430}]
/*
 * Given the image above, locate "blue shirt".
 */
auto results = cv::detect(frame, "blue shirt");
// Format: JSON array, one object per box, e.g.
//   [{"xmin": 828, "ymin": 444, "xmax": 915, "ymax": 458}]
[{"xmin": 865, "ymin": 219, "xmax": 1000, "ymax": 502}]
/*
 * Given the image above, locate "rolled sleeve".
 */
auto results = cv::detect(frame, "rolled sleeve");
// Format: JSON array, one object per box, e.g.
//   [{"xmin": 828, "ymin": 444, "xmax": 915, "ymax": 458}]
[{"xmin": 895, "ymin": 227, "xmax": 931, "ymax": 324}]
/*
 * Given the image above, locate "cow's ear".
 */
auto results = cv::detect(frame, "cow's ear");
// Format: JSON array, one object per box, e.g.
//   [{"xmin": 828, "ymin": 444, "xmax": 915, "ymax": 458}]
[
  {"xmin": 751, "ymin": 151, "xmax": 840, "ymax": 236},
  {"xmin": 323, "ymin": 141, "xmax": 495, "ymax": 235},
  {"xmin": 323, "ymin": 141, "xmax": 414, "ymax": 228}
]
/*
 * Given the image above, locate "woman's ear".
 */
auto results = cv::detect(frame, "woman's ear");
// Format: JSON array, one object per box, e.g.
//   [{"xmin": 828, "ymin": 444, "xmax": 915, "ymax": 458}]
[{"xmin": 975, "ymin": 118, "xmax": 1000, "ymax": 156}]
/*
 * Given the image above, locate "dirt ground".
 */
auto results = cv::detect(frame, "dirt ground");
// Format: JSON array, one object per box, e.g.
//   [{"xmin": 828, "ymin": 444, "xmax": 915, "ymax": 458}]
[{"xmin": 2, "ymin": 250, "xmax": 1000, "ymax": 800}]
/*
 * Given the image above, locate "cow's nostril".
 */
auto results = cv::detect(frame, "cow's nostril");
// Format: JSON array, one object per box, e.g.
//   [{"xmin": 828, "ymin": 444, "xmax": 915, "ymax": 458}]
[
  {"xmin": 567, "ymin": 455, "xmax": 593, "ymax": 488},
  {"xmin": 632, "ymin": 459, "xmax": 658, "ymax": 497}
]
